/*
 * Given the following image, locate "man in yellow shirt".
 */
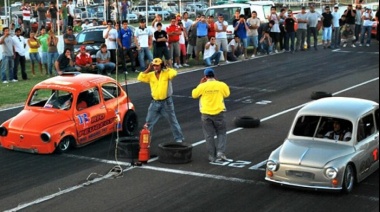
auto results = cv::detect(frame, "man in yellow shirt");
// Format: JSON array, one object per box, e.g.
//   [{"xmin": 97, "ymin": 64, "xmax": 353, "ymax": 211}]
[
  {"xmin": 137, "ymin": 58, "xmax": 184, "ymax": 143},
  {"xmin": 192, "ymin": 68, "xmax": 230, "ymax": 162}
]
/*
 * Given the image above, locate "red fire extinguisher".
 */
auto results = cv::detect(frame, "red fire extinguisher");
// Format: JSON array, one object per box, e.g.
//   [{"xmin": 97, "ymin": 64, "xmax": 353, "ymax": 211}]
[{"xmin": 138, "ymin": 124, "xmax": 151, "ymax": 163}]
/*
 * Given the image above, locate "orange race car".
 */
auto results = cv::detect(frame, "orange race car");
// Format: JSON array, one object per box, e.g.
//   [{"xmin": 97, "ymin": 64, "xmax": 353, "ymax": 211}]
[{"xmin": 0, "ymin": 73, "xmax": 138, "ymax": 154}]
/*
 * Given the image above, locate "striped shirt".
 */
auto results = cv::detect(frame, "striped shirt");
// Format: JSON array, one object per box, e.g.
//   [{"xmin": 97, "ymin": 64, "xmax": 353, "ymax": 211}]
[{"xmin": 22, "ymin": 6, "xmax": 31, "ymax": 21}]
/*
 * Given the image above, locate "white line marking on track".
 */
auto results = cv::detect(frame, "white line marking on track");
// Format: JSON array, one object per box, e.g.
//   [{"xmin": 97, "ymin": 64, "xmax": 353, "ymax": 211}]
[
  {"xmin": 249, "ymin": 160, "xmax": 268, "ymax": 170},
  {"xmin": 5, "ymin": 77, "xmax": 379, "ymax": 211}
]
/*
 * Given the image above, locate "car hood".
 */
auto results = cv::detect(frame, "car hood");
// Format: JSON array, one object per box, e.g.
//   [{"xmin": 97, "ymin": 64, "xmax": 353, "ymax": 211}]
[
  {"xmin": 7, "ymin": 109, "xmax": 72, "ymax": 133},
  {"xmin": 279, "ymin": 139, "xmax": 355, "ymax": 168}
]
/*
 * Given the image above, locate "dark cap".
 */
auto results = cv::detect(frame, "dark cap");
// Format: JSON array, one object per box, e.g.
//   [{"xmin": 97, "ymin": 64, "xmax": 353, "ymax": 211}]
[
  {"xmin": 348, "ymin": 4, "xmax": 352, "ymax": 6},
  {"xmin": 301, "ymin": 6, "xmax": 306, "ymax": 10},
  {"xmin": 139, "ymin": 19, "xmax": 146, "ymax": 23},
  {"xmin": 325, "ymin": 6, "xmax": 330, "ymax": 9},
  {"xmin": 204, "ymin": 68, "xmax": 215, "ymax": 76},
  {"xmin": 67, "ymin": 26, "xmax": 73, "ymax": 30}
]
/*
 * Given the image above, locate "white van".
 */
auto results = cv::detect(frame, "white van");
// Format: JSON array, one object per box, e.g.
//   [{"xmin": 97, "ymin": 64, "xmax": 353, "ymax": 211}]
[{"xmin": 204, "ymin": 0, "xmax": 274, "ymax": 39}]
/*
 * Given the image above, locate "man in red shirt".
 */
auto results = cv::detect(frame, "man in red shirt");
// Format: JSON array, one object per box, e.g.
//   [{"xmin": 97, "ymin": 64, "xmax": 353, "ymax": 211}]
[
  {"xmin": 75, "ymin": 46, "xmax": 95, "ymax": 72},
  {"xmin": 166, "ymin": 17, "xmax": 181, "ymax": 68}
]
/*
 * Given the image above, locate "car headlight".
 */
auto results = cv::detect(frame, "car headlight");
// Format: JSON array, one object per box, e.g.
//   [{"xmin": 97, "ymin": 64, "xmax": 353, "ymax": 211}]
[
  {"xmin": 267, "ymin": 160, "xmax": 279, "ymax": 171},
  {"xmin": 325, "ymin": 167, "xmax": 338, "ymax": 179},
  {"xmin": 0, "ymin": 126, "xmax": 7, "ymax": 136},
  {"xmin": 40, "ymin": 132, "xmax": 51, "ymax": 143}
]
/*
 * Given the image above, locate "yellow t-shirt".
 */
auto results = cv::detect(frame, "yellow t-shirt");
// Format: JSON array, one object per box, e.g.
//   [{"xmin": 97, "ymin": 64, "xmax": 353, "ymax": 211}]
[
  {"xmin": 137, "ymin": 68, "xmax": 177, "ymax": 101},
  {"xmin": 192, "ymin": 79, "xmax": 230, "ymax": 115},
  {"xmin": 28, "ymin": 40, "xmax": 39, "ymax": 53}
]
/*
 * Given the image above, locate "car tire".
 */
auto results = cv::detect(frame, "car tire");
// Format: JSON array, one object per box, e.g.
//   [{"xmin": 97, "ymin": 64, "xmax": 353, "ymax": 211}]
[
  {"xmin": 342, "ymin": 164, "xmax": 355, "ymax": 193},
  {"xmin": 311, "ymin": 91, "xmax": 332, "ymax": 100},
  {"xmin": 56, "ymin": 137, "xmax": 73, "ymax": 153},
  {"xmin": 122, "ymin": 111, "xmax": 138, "ymax": 136},
  {"xmin": 158, "ymin": 142, "xmax": 193, "ymax": 164},
  {"xmin": 234, "ymin": 116, "xmax": 260, "ymax": 128}
]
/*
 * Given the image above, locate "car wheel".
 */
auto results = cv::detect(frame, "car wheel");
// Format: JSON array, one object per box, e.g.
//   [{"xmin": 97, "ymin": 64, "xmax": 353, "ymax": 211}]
[
  {"xmin": 311, "ymin": 91, "xmax": 332, "ymax": 100},
  {"xmin": 158, "ymin": 142, "xmax": 193, "ymax": 164},
  {"xmin": 234, "ymin": 116, "xmax": 260, "ymax": 128},
  {"xmin": 56, "ymin": 137, "xmax": 72, "ymax": 153},
  {"xmin": 122, "ymin": 111, "xmax": 138, "ymax": 136},
  {"xmin": 342, "ymin": 164, "xmax": 355, "ymax": 193}
]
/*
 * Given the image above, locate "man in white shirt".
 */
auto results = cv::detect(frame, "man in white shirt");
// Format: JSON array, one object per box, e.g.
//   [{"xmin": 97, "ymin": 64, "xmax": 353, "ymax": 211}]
[
  {"xmin": 247, "ymin": 11, "xmax": 260, "ymax": 57},
  {"xmin": 214, "ymin": 14, "xmax": 228, "ymax": 63},
  {"xmin": 331, "ymin": 5, "xmax": 341, "ymax": 49},
  {"xmin": 12, "ymin": 28, "xmax": 27, "ymax": 80},
  {"xmin": 360, "ymin": 8, "xmax": 373, "ymax": 46},
  {"xmin": 135, "ymin": 19, "xmax": 153, "ymax": 71},
  {"xmin": 203, "ymin": 37, "xmax": 221, "ymax": 66},
  {"xmin": 82, "ymin": 19, "xmax": 91, "ymax": 30},
  {"xmin": 306, "ymin": 4, "xmax": 322, "ymax": 50},
  {"xmin": 67, "ymin": 0, "xmax": 75, "ymax": 27},
  {"xmin": 227, "ymin": 36, "xmax": 242, "ymax": 61},
  {"xmin": 103, "ymin": 20, "xmax": 119, "ymax": 64}
]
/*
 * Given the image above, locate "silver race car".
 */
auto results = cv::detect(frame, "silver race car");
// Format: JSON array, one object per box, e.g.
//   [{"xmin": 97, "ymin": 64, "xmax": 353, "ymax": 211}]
[{"xmin": 265, "ymin": 97, "xmax": 379, "ymax": 193}]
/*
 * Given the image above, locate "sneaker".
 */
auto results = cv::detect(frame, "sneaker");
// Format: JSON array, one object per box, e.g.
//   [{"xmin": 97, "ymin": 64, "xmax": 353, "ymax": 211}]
[
  {"xmin": 11, "ymin": 79, "xmax": 18, "ymax": 82},
  {"xmin": 366, "ymin": 44, "xmax": 370, "ymax": 47},
  {"xmin": 183, "ymin": 63, "xmax": 190, "ymax": 67},
  {"xmin": 216, "ymin": 153, "xmax": 232, "ymax": 162},
  {"xmin": 2, "ymin": 81, "xmax": 8, "ymax": 84},
  {"xmin": 274, "ymin": 49, "xmax": 278, "ymax": 53},
  {"xmin": 343, "ymin": 43, "xmax": 347, "ymax": 47},
  {"xmin": 178, "ymin": 64, "xmax": 183, "ymax": 68},
  {"xmin": 351, "ymin": 44, "xmax": 356, "ymax": 48},
  {"xmin": 175, "ymin": 139, "xmax": 183, "ymax": 143},
  {"xmin": 251, "ymin": 54, "xmax": 256, "ymax": 58},
  {"xmin": 359, "ymin": 43, "xmax": 363, "ymax": 47},
  {"xmin": 208, "ymin": 155, "xmax": 216, "ymax": 163},
  {"xmin": 225, "ymin": 60, "xmax": 230, "ymax": 64},
  {"xmin": 174, "ymin": 64, "xmax": 180, "ymax": 69}
]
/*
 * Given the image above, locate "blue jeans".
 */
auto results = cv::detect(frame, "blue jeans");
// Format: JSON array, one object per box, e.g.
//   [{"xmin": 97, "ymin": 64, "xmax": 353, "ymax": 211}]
[
  {"xmin": 285, "ymin": 32, "xmax": 295, "ymax": 51},
  {"xmin": 331, "ymin": 27, "xmax": 340, "ymax": 48},
  {"xmin": 322, "ymin": 27, "xmax": 332, "ymax": 41},
  {"xmin": 146, "ymin": 96, "xmax": 184, "ymax": 142},
  {"xmin": 1, "ymin": 56, "xmax": 14, "ymax": 81},
  {"xmin": 96, "ymin": 62, "xmax": 116, "ymax": 74},
  {"xmin": 47, "ymin": 52, "xmax": 59, "ymax": 75},
  {"xmin": 307, "ymin": 26, "xmax": 318, "ymax": 49},
  {"xmin": 38, "ymin": 19, "xmax": 47, "ymax": 33},
  {"xmin": 360, "ymin": 26, "xmax": 372, "ymax": 45},
  {"xmin": 204, "ymin": 51, "xmax": 221, "ymax": 66},
  {"xmin": 247, "ymin": 35, "xmax": 259, "ymax": 48},
  {"xmin": 62, "ymin": 18, "xmax": 68, "ymax": 33},
  {"xmin": 138, "ymin": 47, "xmax": 153, "ymax": 71},
  {"xmin": 261, "ymin": 42, "xmax": 273, "ymax": 54}
]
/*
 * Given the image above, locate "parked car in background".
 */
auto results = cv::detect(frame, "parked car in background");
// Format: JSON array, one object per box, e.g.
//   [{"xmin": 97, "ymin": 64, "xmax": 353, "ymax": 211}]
[
  {"xmin": 0, "ymin": 73, "xmax": 138, "ymax": 154},
  {"xmin": 131, "ymin": 5, "xmax": 155, "ymax": 21},
  {"xmin": 74, "ymin": 25, "xmax": 138, "ymax": 65},
  {"xmin": 266, "ymin": 97, "xmax": 379, "ymax": 193}
]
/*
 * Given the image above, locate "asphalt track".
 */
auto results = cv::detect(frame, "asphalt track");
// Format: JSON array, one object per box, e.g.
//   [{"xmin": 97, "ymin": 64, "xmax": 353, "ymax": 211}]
[{"xmin": 0, "ymin": 43, "xmax": 379, "ymax": 212}]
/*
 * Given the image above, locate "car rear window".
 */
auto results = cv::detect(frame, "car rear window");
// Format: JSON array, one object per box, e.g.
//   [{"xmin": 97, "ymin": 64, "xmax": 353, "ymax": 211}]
[{"xmin": 77, "ymin": 30, "xmax": 105, "ymax": 44}]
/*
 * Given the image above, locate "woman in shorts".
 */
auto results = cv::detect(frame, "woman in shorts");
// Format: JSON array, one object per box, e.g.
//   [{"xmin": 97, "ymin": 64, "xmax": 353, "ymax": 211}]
[{"xmin": 27, "ymin": 31, "xmax": 43, "ymax": 76}]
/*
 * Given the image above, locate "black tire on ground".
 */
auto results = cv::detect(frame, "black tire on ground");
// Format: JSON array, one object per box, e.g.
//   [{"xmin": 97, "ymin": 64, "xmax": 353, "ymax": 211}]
[
  {"xmin": 122, "ymin": 111, "xmax": 138, "ymax": 136},
  {"xmin": 55, "ymin": 137, "xmax": 73, "ymax": 153},
  {"xmin": 311, "ymin": 91, "xmax": 332, "ymax": 100},
  {"xmin": 234, "ymin": 116, "xmax": 260, "ymax": 128},
  {"xmin": 158, "ymin": 142, "xmax": 193, "ymax": 164},
  {"xmin": 342, "ymin": 164, "xmax": 355, "ymax": 194},
  {"xmin": 116, "ymin": 137, "xmax": 139, "ymax": 159}
]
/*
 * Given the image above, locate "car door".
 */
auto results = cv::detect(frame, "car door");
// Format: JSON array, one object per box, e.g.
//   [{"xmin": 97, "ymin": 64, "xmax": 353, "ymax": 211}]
[
  {"xmin": 74, "ymin": 87, "xmax": 108, "ymax": 144},
  {"xmin": 100, "ymin": 82, "xmax": 124, "ymax": 132},
  {"xmin": 355, "ymin": 112, "xmax": 379, "ymax": 180}
]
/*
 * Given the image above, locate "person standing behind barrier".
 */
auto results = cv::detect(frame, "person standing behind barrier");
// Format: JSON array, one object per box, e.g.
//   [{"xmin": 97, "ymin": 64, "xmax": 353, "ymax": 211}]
[
  {"xmin": 63, "ymin": 27, "xmax": 77, "ymax": 59},
  {"xmin": 234, "ymin": 14, "xmax": 249, "ymax": 59},
  {"xmin": 47, "ymin": 30, "xmax": 59, "ymax": 76},
  {"xmin": 267, "ymin": 6, "xmax": 281, "ymax": 53},
  {"xmin": 47, "ymin": 2, "xmax": 58, "ymax": 33},
  {"xmin": 60, "ymin": 1, "xmax": 68, "ymax": 33},
  {"xmin": 187, "ymin": 22, "xmax": 198, "ymax": 61},
  {"xmin": 192, "ymin": 15, "xmax": 209, "ymax": 63},
  {"xmin": 343, "ymin": 4, "xmax": 356, "ymax": 46},
  {"xmin": 118, "ymin": 20, "xmax": 137, "ymax": 73},
  {"xmin": 36, "ymin": 2, "xmax": 48, "ymax": 34},
  {"xmin": 166, "ymin": 17, "xmax": 182, "ymax": 69},
  {"xmin": 214, "ymin": 14, "xmax": 229, "ymax": 63},
  {"xmin": 67, "ymin": 0, "xmax": 75, "ymax": 27},
  {"xmin": 331, "ymin": 5, "xmax": 342, "ymax": 49},
  {"xmin": 354, "ymin": 5, "xmax": 362, "ymax": 44},
  {"xmin": 28, "ymin": 31, "xmax": 43, "ymax": 76},
  {"xmin": 321, "ymin": 6, "xmax": 333, "ymax": 49},
  {"xmin": 137, "ymin": 58, "xmax": 185, "ymax": 143},
  {"xmin": 306, "ymin": 4, "xmax": 321, "ymax": 50},
  {"xmin": 103, "ymin": 20, "xmax": 118, "ymax": 64},
  {"xmin": 135, "ymin": 19, "xmax": 153, "ymax": 71},
  {"xmin": 153, "ymin": 23, "xmax": 171, "ymax": 66},
  {"xmin": 296, "ymin": 6, "xmax": 308, "ymax": 51},
  {"xmin": 192, "ymin": 68, "xmax": 230, "ymax": 163},
  {"xmin": 21, "ymin": 3, "xmax": 32, "ymax": 37},
  {"xmin": 0, "ymin": 27, "xmax": 15, "ymax": 84},
  {"xmin": 247, "ymin": 11, "xmax": 260, "ymax": 58},
  {"xmin": 12, "ymin": 28, "xmax": 27, "ymax": 81},
  {"xmin": 284, "ymin": 10, "xmax": 296, "ymax": 53},
  {"xmin": 38, "ymin": 27, "xmax": 49, "ymax": 75},
  {"xmin": 207, "ymin": 15, "xmax": 216, "ymax": 41},
  {"xmin": 360, "ymin": 8, "xmax": 373, "ymax": 47}
]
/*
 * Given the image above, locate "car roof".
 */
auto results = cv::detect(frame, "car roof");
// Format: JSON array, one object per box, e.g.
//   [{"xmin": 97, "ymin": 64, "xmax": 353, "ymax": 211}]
[
  {"xmin": 298, "ymin": 97, "xmax": 378, "ymax": 120},
  {"xmin": 34, "ymin": 73, "xmax": 116, "ymax": 93}
]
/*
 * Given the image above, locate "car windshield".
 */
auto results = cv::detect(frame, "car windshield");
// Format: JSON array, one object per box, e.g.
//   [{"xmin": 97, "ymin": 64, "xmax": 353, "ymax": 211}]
[
  {"xmin": 28, "ymin": 89, "xmax": 73, "ymax": 110},
  {"xmin": 76, "ymin": 30, "xmax": 104, "ymax": 44},
  {"xmin": 205, "ymin": 7, "xmax": 244, "ymax": 25},
  {"xmin": 293, "ymin": 116, "xmax": 353, "ymax": 142}
]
